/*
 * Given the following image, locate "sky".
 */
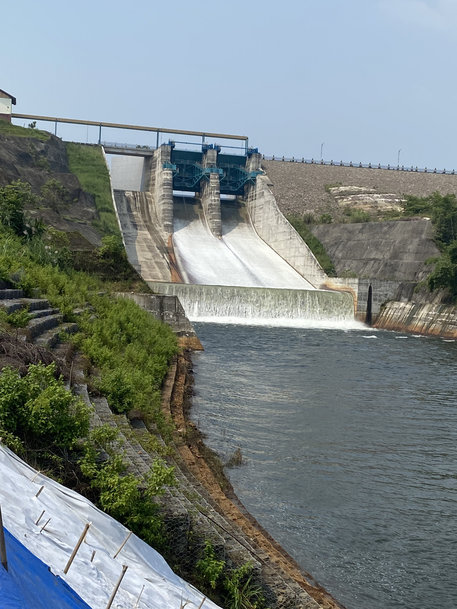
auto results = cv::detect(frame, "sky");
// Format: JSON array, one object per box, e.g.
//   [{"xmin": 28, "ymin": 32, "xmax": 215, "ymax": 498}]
[{"xmin": 3, "ymin": 0, "xmax": 457, "ymax": 169}]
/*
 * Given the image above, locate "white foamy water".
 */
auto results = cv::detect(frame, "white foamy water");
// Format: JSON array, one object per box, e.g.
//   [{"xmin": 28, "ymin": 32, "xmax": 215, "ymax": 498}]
[{"xmin": 172, "ymin": 199, "xmax": 314, "ymax": 289}]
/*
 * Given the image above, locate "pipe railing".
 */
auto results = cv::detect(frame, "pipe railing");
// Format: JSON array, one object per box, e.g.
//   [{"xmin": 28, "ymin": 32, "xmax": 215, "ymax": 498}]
[{"xmin": 262, "ymin": 155, "xmax": 456, "ymax": 175}]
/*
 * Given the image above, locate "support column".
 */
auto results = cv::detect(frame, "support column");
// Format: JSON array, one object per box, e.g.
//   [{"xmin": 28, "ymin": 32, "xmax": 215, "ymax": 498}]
[
  {"xmin": 199, "ymin": 147, "xmax": 221, "ymax": 238},
  {"xmin": 244, "ymin": 151, "xmax": 262, "ymax": 203},
  {"xmin": 143, "ymin": 145, "xmax": 174, "ymax": 236}
]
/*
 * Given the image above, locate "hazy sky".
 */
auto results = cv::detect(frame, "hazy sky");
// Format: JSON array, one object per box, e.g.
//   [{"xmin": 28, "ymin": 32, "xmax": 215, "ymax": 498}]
[{"xmin": 4, "ymin": 0, "xmax": 457, "ymax": 169}]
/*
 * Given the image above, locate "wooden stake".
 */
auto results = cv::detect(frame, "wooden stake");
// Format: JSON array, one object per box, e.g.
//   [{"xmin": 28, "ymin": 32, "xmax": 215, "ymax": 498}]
[
  {"xmin": 63, "ymin": 522, "xmax": 91, "ymax": 574},
  {"xmin": 35, "ymin": 510, "xmax": 45, "ymax": 525},
  {"xmin": 113, "ymin": 530, "xmax": 132, "ymax": 559},
  {"xmin": 90, "ymin": 550, "xmax": 96, "ymax": 563},
  {"xmin": 198, "ymin": 597, "xmax": 207, "ymax": 609},
  {"xmin": 39, "ymin": 517, "xmax": 51, "ymax": 533},
  {"xmin": 105, "ymin": 564, "xmax": 128, "ymax": 609},
  {"xmin": 133, "ymin": 584, "xmax": 145, "ymax": 609},
  {"xmin": 0, "ymin": 506, "xmax": 8, "ymax": 572},
  {"xmin": 35, "ymin": 485, "xmax": 44, "ymax": 498}
]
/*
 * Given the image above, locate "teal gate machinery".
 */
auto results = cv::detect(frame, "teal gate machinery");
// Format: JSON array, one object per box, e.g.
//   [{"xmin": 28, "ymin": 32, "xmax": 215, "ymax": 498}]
[{"xmin": 169, "ymin": 145, "xmax": 262, "ymax": 196}]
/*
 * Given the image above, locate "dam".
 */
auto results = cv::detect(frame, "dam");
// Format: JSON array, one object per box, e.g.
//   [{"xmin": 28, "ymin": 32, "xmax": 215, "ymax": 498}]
[{"xmin": 109, "ymin": 140, "xmax": 355, "ymax": 325}]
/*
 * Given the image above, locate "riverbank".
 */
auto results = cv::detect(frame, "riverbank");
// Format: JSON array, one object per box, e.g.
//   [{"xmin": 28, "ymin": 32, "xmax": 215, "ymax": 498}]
[{"xmin": 162, "ymin": 349, "xmax": 346, "ymax": 609}]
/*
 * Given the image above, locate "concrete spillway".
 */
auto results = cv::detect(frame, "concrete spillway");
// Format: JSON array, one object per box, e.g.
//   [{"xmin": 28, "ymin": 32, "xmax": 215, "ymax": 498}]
[
  {"xmin": 172, "ymin": 198, "xmax": 314, "ymax": 289},
  {"xmin": 148, "ymin": 281, "xmax": 356, "ymax": 327},
  {"xmin": 112, "ymin": 187, "xmax": 356, "ymax": 326}
]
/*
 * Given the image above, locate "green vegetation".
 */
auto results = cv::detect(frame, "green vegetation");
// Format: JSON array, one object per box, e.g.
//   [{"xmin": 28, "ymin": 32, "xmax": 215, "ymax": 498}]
[
  {"xmin": 288, "ymin": 214, "xmax": 336, "ymax": 276},
  {"xmin": 0, "ymin": 362, "xmax": 90, "ymax": 459},
  {"xmin": 402, "ymin": 192, "xmax": 457, "ymax": 297},
  {"xmin": 342, "ymin": 207, "xmax": 372, "ymax": 223},
  {"xmin": 0, "ymin": 120, "xmax": 50, "ymax": 141},
  {"xmin": 0, "ymin": 163, "xmax": 271, "ymax": 603},
  {"xmin": 0, "ymin": 180, "xmax": 179, "ymax": 551},
  {"xmin": 66, "ymin": 142, "xmax": 119, "ymax": 236},
  {"xmin": 196, "ymin": 543, "xmax": 265, "ymax": 608},
  {"xmin": 80, "ymin": 425, "xmax": 174, "ymax": 550}
]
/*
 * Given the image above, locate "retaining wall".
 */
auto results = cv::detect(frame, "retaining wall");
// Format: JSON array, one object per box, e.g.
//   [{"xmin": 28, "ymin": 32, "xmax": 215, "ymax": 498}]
[{"xmin": 374, "ymin": 300, "xmax": 457, "ymax": 337}]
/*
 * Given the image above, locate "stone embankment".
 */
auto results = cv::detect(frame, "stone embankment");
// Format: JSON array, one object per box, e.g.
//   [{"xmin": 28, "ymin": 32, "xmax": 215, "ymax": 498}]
[{"xmin": 262, "ymin": 160, "xmax": 457, "ymax": 219}]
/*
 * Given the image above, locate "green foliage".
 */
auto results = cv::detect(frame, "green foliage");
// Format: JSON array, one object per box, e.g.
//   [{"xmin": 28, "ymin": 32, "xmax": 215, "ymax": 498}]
[
  {"xmin": 288, "ymin": 215, "xmax": 336, "ymax": 276},
  {"xmin": 196, "ymin": 541, "xmax": 225, "ymax": 591},
  {"xmin": 6, "ymin": 308, "xmax": 30, "ymax": 329},
  {"xmin": 66, "ymin": 143, "xmax": 120, "ymax": 236},
  {"xmin": 79, "ymin": 431, "xmax": 173, "ymax": 550},
  {"xmin": 343, "ymin": 207, "xmax": 372, "ymax": 223},
  {"xmin": 223, "ymin": 563, "xmax": 264, "ymax": 609},
  {"xmin": 0, "ymin": 180, "xmax": 38, "ymax": 237},
  {"xmin": 402, "ymin": 193, "xmax": 457, "ymax": 297},
  {"xmin": 41, "ymin": 179, "xmax": 71, "ymax": 211},
  {"xmin": 403, "ymin": 192, "xmax": 457, "ymax": 248},
  {"xmin": 318, "ymin": 213, "xmax": 333, "ymax": 224},
  {"xmin": 0, "ymin": 362, "xmax": 90, "ymax": 453},
  {"xmin": 74, "ymin": 296, "xmax": 178, "ymax": 424},
  {"xmin": 0, "ymin": 120, "xmax": 50, "ymax": 141},
  {"xmin": 74, "ymin": 235, "xmax": 137, "ymax": 281}
]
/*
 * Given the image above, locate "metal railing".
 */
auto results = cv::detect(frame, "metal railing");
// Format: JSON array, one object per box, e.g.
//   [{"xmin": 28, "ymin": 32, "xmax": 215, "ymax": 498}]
[{"xmin": 262, "ymin": 155, "xmax": 456, "ymax": 175}]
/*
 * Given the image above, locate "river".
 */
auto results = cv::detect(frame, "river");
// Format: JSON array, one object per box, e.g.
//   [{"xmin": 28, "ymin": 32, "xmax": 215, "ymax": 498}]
[{"xmin": 191, "ymin": 323, "xmax": 457, "ymax": 609}]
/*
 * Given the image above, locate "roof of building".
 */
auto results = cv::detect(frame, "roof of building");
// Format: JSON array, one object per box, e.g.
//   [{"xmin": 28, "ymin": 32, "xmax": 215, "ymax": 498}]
[{"xmin": 0, "ymin": 90, "xmax": 16, "ymax": 105}]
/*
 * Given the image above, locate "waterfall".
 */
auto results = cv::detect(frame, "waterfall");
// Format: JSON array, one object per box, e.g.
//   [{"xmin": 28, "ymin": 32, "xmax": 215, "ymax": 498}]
[{"xmin": 148, "ymin": 282, "xmax": 359, "ymax": 328}]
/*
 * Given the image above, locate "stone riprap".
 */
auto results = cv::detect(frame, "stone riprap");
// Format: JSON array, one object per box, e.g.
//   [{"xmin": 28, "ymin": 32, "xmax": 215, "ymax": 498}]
[{"xmin": 262, "ymin": 160, "xmax": 457, "ymax": 219}]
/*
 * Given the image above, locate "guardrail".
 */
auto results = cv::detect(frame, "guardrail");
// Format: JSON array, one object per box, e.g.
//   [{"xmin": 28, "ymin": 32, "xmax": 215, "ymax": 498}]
[{"xmin": 262, "ymin": 155, "xmax": 456, "ymax": 175}]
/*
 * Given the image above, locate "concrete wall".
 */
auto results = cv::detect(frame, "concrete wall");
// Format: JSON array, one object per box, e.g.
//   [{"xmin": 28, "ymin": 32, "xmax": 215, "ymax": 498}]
[
  {"xmin": 109, "ymin": 155, "xmax": 145, "ymax": 191},
  {"xmin": 244, "ymin": 174, "xmax": 328, "ymax": 288},
  {"xmin": 311, "ymin": 219, "xmax": 440, "ymax": 282},
  {"xmin": 326, "ymin": 277, "xmax": 414, "ymax": 321}
]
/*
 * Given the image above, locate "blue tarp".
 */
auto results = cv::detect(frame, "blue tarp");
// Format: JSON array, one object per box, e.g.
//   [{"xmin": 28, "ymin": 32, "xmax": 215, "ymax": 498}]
[
  {"xmin": 0, "ymin": 564, "xmax": 25, "ymax": 609},
  {"xmin": 0, "ymin": 528, "xmax": 91, "ymax": 609}
]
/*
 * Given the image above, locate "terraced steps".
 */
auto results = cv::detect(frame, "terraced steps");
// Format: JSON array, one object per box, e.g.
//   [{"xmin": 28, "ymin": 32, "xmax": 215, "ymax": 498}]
[{"xmin": 0, "ymin": 287, "xmax": 79, "ymax": 351}]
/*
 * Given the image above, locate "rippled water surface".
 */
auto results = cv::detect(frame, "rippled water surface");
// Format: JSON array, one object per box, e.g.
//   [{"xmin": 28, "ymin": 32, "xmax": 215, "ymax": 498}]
[{"xmin": 191, "ymin": 324, "xmax": 457, "ymax": 609}]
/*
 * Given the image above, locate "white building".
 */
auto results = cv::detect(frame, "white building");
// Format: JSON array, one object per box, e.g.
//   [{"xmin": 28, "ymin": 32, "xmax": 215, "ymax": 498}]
[{"xmin": 0, "ymin": 89, "xmax": 16, "ymax": 122}]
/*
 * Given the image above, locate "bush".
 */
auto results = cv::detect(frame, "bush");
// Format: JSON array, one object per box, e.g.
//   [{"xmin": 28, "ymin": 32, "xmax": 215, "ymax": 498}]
[
  {"xmin": 196, "ymin": 541, "xmax": 225, "ymax": 591},
  {"xmin": 0, "ymin": 362, "xmax": 90, "ymax": 453},
  {"xmin": 288, "ymin": 215, "xmax": 336, "ymax": 276},
  {"xmin": 0, "ymin": 180, "xmax": 37, "ymax": 237}
]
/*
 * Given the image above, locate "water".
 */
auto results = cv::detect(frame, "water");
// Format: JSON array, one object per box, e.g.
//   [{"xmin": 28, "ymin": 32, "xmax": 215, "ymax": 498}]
[
  {"xmin": 172, "ymin": 198, "xmax": 314, "ymax": 289},
  {"xmin": 148, "ymin": 281, "xmax": 355, "ymax": 326},
  {"xmin": 191, "ymin": 323, "xmax": 457, "ymax": 609}
]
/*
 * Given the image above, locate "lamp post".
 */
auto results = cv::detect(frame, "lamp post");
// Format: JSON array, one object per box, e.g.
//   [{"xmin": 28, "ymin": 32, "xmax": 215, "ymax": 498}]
[{"xmin": 397, "ymin": 149, "xmax": 401, "ymax": 167}]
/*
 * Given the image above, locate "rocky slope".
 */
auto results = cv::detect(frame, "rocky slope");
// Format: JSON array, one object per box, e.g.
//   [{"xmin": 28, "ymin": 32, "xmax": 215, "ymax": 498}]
[{"xmin": 0, "ymin": 131, "xmax": 102, "ymax": 248}]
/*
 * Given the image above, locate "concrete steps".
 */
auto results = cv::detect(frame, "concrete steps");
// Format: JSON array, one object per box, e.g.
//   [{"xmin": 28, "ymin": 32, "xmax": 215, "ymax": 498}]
[
  {"xmin": 0, "ymin": 287, "xmax": 79, "ymax": 350},
  {"xmin": 34, "ymin": 322, "xmax": 79, "ymax": 349}
]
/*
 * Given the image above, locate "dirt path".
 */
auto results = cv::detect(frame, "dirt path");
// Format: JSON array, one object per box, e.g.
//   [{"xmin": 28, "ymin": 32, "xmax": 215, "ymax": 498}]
[{"xmin": 163, "ymin": 352, "xmax": 346, "ymax": 609}]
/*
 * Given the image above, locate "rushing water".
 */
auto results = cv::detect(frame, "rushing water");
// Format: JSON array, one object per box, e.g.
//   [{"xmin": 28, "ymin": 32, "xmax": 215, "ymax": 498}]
[{"xmin": 191, "ymin": 323, "xmax": 457, "ymax": 609}]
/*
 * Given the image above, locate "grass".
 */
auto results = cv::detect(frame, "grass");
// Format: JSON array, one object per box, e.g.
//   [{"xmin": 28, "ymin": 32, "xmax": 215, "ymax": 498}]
[
  {"xmin": 288, "ymin": 215, "xmax": 336, "ymax": 276},
  {"xmin": 0, "ymin": 120, "xmax": 50, "ymax": 141},
  {"xmin": 65, "ymin": 142, "xmax": 120, "ymax": 236}
]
